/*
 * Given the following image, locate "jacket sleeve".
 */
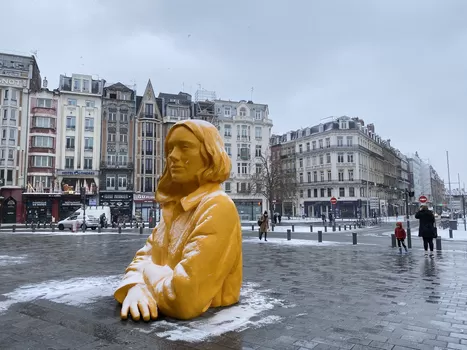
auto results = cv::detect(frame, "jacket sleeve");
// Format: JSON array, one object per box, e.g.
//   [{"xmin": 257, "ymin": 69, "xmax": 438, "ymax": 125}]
[
  {"xmin": 151, "ymin": 198, "xmax": 240, "ymax": 320},
  {"xmin": 114, "ymin": 229, "xmax": 156, "ymax": 303},
  {"xmin": 415, "ymin": 211, "xmax": 421, "ymax": 219}
]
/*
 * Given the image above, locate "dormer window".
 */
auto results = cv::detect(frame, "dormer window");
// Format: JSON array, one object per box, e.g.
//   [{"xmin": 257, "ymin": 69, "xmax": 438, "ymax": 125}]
[
  {"xmin": 340, "ymin": 120, "xmax": 348, "ymax": 129},
  {"xmin": 239, "ymin": 107, "xmax": 247, "ymax": 117},
  {"xmin": 73, "ymin": 79, "xmax": 81, "ymax": 92}
]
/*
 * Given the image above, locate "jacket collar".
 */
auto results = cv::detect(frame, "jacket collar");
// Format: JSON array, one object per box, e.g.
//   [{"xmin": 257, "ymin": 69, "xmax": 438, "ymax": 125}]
[{"xmin": 158, "ymin": 183, "xmax": 222, "ymax": 212}]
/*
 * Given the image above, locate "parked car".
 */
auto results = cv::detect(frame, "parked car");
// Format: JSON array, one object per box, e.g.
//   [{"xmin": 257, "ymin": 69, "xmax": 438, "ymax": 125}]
[{"xmin": 57, "ymin": 214, "xmax": 100, "ymax": 231}]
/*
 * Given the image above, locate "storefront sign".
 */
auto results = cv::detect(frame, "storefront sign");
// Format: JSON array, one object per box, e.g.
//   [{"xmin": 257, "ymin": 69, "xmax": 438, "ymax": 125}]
[
  {"xmin": 61, "ymin": 200, "xmax": 81, "ymax": 206},
  {"xmin": 29, "ymin": 201, "xmax": 48, "ymax": 207},
  {"xmin": 57, "ymin": 170, "xmax": 99, "ymax": 176},
  {"xmin": 0, "ymin": 77, "xmax": 27, "ymax": 88},
  {"xmin": 133, "ymin": 193, "xmax": 155, "ymax": 202}
]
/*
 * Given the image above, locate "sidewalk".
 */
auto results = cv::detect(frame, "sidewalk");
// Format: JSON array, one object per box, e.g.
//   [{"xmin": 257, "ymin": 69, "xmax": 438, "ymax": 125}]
[{"xmin": 1, "ymin": 231, "xmax": 467, "ymax": 349}]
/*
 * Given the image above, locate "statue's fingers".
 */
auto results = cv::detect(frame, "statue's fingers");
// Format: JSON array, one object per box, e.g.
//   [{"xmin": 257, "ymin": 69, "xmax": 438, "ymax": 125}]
[
  {"xmin": 121, "ymin": 298, "xmax": 130, "ymax": 320},
  {"xmin": 148, "ymin": 298, "xmax": 158, "ymax": 320},
  {"xmin": 130, "ymin": 302, "xmax": 140, "ymax": 321},
  {"xmin": 138, "ymin": 301, "xmax": 150, "ymax": 322}
]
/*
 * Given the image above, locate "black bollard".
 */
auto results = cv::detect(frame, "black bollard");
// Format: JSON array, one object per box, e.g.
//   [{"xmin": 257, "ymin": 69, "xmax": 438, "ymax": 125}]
[
  {"xmin": 142, "ymin": 222, "xmax": 145, "ymax": 229},
  {"xmin": 318, "ymin": 230, "xmax": 323, "ymax": 243},
  {"xmin": 271, "ymin": 224, "xmax": 274, "ymax": 232},
  {"xmin": 287, "ymin": 229, "xmax": 291, "ymax": 241},
  {"xmin": 118, "ymin": 226, "xmax": 122, "ymax": 234},
  {"xmin": 436, "ymin": 237, "xmax": 442, "ymax": 250},
  {"xmin": 391, "ymin": 234, "xmax": 396, "ymax": 248},
  {"xmin": 139, "ymin": 226, "xmax": 143, "ymax": 234},
  {"xmin": 407, "ymin": 230, "xmax": 412, "ymax": 249},
  {"xmin": 324, "ymin": 225, "xmax": 327, "ymax": 233},
  {"xmin": 32, "ymin": 224, "xmax": 35, "ymax": 232},
  {"xmin": 52, "ymin": 224, "xmax": 55, "ymax": 233},
  {"xmin": 310, "ymin": 224, "xmax": 313, "ymax": 232},
  {"xmin": 98, "ymin": 225, "xmax": 101, "ymax": 233},
  {"xmin": 332, "ymin": 225, "xmax": 336, "ymax": 232},
  {"xmin": 130, "ymin": 221, "xmax": 133, "ymax": 229},
  {"xmin": 12, "ymin": 225, "xmax": 16, "ymax": 232},
  {"xmin": 339, "ymin": 225, "xmax": 341, "ymax": 231},
  {"xmin": 252, "ymin": 224, "xmax": 255, "ymax": 231},
  {"xmin": 352, "ymin": 232, "xmax": 357, "ymax": 245},
  {"xmin": 344, "ymin": 224, "xmax": 347, "ymax": 230},
  {"xmin": 354, "ymin": 224, "xmax": 357, "ymax": 229},
  {"xmin": 123, "ymin": 222, "xmax": 126, "ymax": 229},
  {"xmin": 292, "ymin": 224, "xmax": 294, "ymax": 233},
  {"xmin": 449, "ymin": 229, "xmax": 453, "ymax": 239}
]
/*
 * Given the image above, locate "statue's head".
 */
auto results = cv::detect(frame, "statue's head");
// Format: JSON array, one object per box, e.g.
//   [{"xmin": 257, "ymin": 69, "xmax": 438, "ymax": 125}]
[{"xmin": 157, "ymin": 120, "xmax": 231, "ymax": 198}]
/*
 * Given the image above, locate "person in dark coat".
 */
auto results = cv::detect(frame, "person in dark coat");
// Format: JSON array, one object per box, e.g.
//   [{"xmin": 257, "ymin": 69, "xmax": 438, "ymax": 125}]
[{"xmin": 415, "ymin": 205, "xmax": 436, "ymax": 257}]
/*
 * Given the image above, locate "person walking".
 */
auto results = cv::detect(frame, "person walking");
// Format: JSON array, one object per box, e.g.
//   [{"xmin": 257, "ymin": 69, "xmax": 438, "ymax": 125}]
[
  {"xmin": 415, "ymin": 205, "xmax": 436, "ymax": 257},
  {"xmin": 394, "ymin": 222, "xmax": 408, "ymax": 254},
  {"xmin": 259, "ymin": 211, "xmax": 269, "ymax": 241}
]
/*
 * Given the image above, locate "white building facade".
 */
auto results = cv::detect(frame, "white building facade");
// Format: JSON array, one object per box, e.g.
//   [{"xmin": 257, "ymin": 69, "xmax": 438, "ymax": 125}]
[
  {"xmin": 215, "ymin": 99, "xmax": 272, "ymax": 220},
  {"xmin": 56, "ymin": 74, "xmax": 105, "ymax": 204}
]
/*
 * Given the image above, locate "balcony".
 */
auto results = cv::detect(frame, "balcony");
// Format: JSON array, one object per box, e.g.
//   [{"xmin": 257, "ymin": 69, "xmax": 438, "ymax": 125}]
[
  {"xmin": 85, "ymin": 126, "xmax": 94, "ymax": 132},
  {"xmin": 3, "ymin": 99, "xmax": 17, "ymax": 107},
  {"xmin": 84, "ymin": 147, "xmax": 93, "ymax": 152},
  {"xmin": 237, "ymin": 135, "xmax": 251, "ymax": 142},
  {"xmin": 2, "ymin": 119, "xmax": 16, "ymax": 126},
  {"xmin": 32, "ymin": 106, "xmax": 56, "ymax": 114},
  {"xmin": 0, "ymin": 159, "xmax": 14, "ymax": 166},
  {"xmin": 100, "ymin": 161, "xmax": 134, "ymax": 169},
  {"xmin": 28, "ymin": 146, "xmax": 55, "ymax": 154}
]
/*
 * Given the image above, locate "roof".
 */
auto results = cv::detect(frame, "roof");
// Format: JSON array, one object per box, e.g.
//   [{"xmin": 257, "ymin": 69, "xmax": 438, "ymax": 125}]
[{"xmin": 136, "ymin": 96, "xmax": 143, "ymax": 112}]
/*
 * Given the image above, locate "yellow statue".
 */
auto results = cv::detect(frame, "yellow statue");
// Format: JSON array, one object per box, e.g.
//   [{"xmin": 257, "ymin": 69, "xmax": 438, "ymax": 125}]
[{"xmin": 114, "ymin": 120, "xmax": 243, "ymax": 321}]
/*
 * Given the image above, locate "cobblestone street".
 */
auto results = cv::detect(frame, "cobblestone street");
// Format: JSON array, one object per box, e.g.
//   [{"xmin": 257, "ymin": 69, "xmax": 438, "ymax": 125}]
[{"xmin": 1, "ymin": 229, "xmax": 467, "ymax": 349}]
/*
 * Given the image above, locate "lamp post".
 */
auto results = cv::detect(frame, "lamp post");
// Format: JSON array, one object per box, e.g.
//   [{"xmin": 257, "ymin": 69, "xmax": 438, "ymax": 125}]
[{"xmin": 366, "ymin": 163, "xmax": 370, "ymax": 218}]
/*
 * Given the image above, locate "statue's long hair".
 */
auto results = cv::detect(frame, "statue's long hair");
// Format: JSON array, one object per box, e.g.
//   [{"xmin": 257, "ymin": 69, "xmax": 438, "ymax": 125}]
[{"xmin": 156, "ymin": 120, "xmax": 231, "ymax": 202}]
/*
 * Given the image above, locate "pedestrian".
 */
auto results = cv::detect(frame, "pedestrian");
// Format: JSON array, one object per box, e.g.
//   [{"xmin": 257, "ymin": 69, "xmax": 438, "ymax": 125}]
[
  {"xmin": 278, "ymin": 213, "xmax": 281, "ymax": 224},
  {"xmin": 415, "ymin": 205, "xmax": 436, "ymax": 257},
  {"xmin": 259, "ymin": 211, "xmax": 269, "ymax": 241},
  {"xmin": 394, "ymin": 222, "xmax": 408, "ymax": 254}
]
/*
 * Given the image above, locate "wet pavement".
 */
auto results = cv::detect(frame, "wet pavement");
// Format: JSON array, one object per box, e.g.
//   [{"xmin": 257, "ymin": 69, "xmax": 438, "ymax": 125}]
[{"xmin": 1, "ymin": 228, "xmax": 467, "ymax": 349}]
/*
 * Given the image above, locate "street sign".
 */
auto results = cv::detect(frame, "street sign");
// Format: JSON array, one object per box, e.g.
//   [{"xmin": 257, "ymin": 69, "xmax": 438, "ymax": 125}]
[
  {"xmin": 330, "ymin": 197, "xmax": 337, "ymax": 205},
  {"xmin": 419, "ymin": 195, "xmax": 428, "ymax": 203}
]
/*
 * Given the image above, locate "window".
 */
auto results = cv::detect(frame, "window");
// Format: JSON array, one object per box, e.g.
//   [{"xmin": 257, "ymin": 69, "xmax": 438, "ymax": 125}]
[
  {"xmin": 66, "ymin": 137, "xmax": 75, "ymax": 149},
  {"xmin": 337, "ymin": 136, "xmax": 344, "ymax": 147},
  {"xmin": 107, "ymin": 155, "xmax": 116, "ymax": 165},
  {"xmin": 347, "ymin": 136, "xmax": 353, "ymax": 146},
  {"xmin": 299, "ymin": 144, "xmax": 303, "ymax": 153},
  {"xmin": 325, "ymin": 138, "xmax": 331, "ymax": 148},
  {"xmin": 224, "ymin": 107, "xmax": 231, "ymax": 116},
  {"xmin": 106, "ymin": 176, "xmax": 115, "ymax": 189},
  {"xmin": 239, "ymin": 107, "xmax": 247, "ymax": 116},
  {"xmin": 33, "ymin": 136, "xmax": 53, "ymax": 148},
  {"xmin": 225, "ymin": 182, "xmax": 231, "ymax": 193},
  {"xmin": 255, "ymin": 126, "xmax": 262, "ymax": 139},
  {"xmin": 1, "ymin": 129, "xmax": 5, "ymax": 139},
  {"xmin": 337, "ymin": 153, "xmax": 344, "ymax": 163},
  {"xmin": 85, "ymin": 117, "xmax": 94, "ymax": 131},
  {"xmin": 299, "ymin": 158, "xmax": 303, "ymax": 168},
  {"xmin": 306, "ymin": 142, "xmax": 310, "ymax": 151},
  {"xmin": 299, "ymin": 173, "xmax": 303, "ymax": 183},
  {"xmin": 34, "ymin": 117, "xmax": 51, "ymax": 128},
  {"xmin": 66, "ymin": 116, "xmax": 76, "ymax": 129},
  {"xmin": 73, "ymin": 79, "xmax": 81, "ymax": 91},
  {"xmin": 327, "ymin": 188, "xmax": 332, "ymax": 197},
  {"xmin": 312, "ymin": 141, "xmax": 316, "ymax": 150},
  {"xmin": 326, "ymin": 153, "xmax": 331, "ymax": 163},
  {"xmin": 255, "ymin": 110, "xmax": 261, "ymax": 119},
  {"xmin": 347, "ymin": 153, "xmax": 354, "ymax": 163},
  {"xmin": 120, "ymin": 134, "xmax": 128, "ymax": 143},
  {"xmin": 3, "ymin": 89, "xmax": 8, "ymax": 100},
  {"xmin": 314, "ymin": 189, "xmax": 318, "ymax": 198},
  {"xmin": 225, "ymin": 143, "xmax": 231, "ymax": 156},
  {"xmin": 118, "ymin": 155, "xmax": 128, "ymax": 165},
  {"xmin": 307, "ymin": 189, "xmax": 311, "ymax": 198},
  {"xmin": 144, "ymin": 122, "xmax": 154, "ymax": 136},
  {"xmin": 67, "ymin": 99, "xmax": 77, "ymax": 106},
  {"xmin": 327, "ymin": 170, "xmax": 332, "ymax": 181},
  {"xmin": 85, "ymin": 100, "xmax": 95, "ymax": 108},
  {"xmin": 349, "ymin": 187, "xmax": 355, "ymax": 197},
  {"xmin": 145, "ymin": 140, "xmax": 153, "ymax": 152},
  {"xmin": 319, "ymin": 155, "xmax": 324, "ymax": 165},
  {"xmin": 9, "ymin": 129, "xmax": 15, "ymax": 140},
  {"xmin": 255, "ymin": 163, "xmax": 262, "ymax": 174},
  {"xmin": 338, "ymin": 170, "xmax": 344, "ymax": 181},
  {"xmin": 307, "ymin": 172, "xmax": 311, "ymax": 182},
  {"xmin": 348, "ymin": 169, "xmax": 354, "ymax": 181},
  {"xmin": 320, "ymin": 171, "xmax": 324, "ymax": 182},
  {"xmin": 10, "ymin": 109, "xmax": 16, "ymax": 120},
  {"xmin": 313, "ymin": 171, "xmax": 318, "ymax": 182},
  {"xmin": 108, "ymin": 133, "xmax": 116, "ymax": 142},
  {"xmin": 320, "ymin": 188, "xmax": 325, "ymax": 197},
  {"xmin": 2, "ymin": 109, "xmax": 7, "ymax": 119},
  {"xmin": 108, "ymin": 112, "xmax": 117, "ymax": 121},
  {"xmin": 118, "ymin": 176, "xmax": 127, "ymax": 189},
  {"xmin": 84, "ymin": 137, "xmax": 93, "ymax": 150},
  {"xmin": 84, "ymin": 157, "xmax": 93, "ymax": 169},
  {"xmin": 318, "ymin": 139, "xmax": 323, "ymax": 149},
  {"xmin": 65, "ymin": 157, "xmax": 74, "ymax": 169},
  {"xmin": 120, "ymin": 113, "xmax": 128, "ymax": 122},
  {"xmin": 339, "ymin": 187, "xmax": 345, "ymax": 197},
  {"xmin": 300, "ymin": 189, "xmax": 303, "ymax": 198},
  {"xmin": 255, "ymin": 145, "xmax": 262, "ymax": 157},
  {"xmin": 83, "ymin": 79, "xmax": 89, "ymax": 92},
  {"xmin": 306, "ymin": 157, "xmax": 311, "ymax": 166},
  {"xmin": 8, "ymin": 149, "xmax": 14, "ymax": 159},
  {"xmin": 224, "ymin": 124, "xmax": 231, "ymax": 137},
  {"xmin": 340, "ymin": 120, "xmax": 348, "ymax": 129},
  {"xmin": 312, "ymin": 156, "xmax": 317, "ymax": 165},
  {"xmin": 33, "ymin": 156, "xmax": 52, "ymax": 167},
  {"xmin": 37, "ymin": 98, "xmax": 52, "ymax": 108},
  {"xmin": 241, "ymin": 163, "xmax": 248, "ymax": 174}
]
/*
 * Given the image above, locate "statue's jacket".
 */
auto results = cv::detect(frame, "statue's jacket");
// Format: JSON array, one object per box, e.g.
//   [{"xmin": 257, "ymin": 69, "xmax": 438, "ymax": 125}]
[{"xmin": 114, "ymin": 183, "xmax": 243, "ymax": 320}]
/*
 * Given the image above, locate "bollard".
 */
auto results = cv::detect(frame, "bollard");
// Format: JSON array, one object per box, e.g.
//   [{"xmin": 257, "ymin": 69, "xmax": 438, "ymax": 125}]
[
  {"xmin": 310, "ymin": 224, "xmax": 313, "ymax": 232},
  {"xmin": 130, "ymin": 221, "xmax": 133, "ymax": 229},
  {"xmin": 332, "ymin": 225, "xmax": 336, "ymax": 232},
  {"xmin": 123, "ymin": 222, "xmax": 126, "ymax": 229},
  {"xmin": 252, "ymin": 224, "xmax": 255, "ymax": 231},
  {"xmin": 142, "ymin": 222, "xmax": 145, "ymax": 229},
  {"xmin": 344, "ymin": 224, "xmax": 347, "ymax": 230},
  {"xmin": 271, "ymin": 224, "xmax": 274, "ymax": 232},
  {"xmin": 98, "ymin": 225, "xmax": 101, "ymax": 233},
  {"xmin": 139, "ymin": 226, "xmax": 143, "ymax": 234},
  {"xmin": 391, "ymin": 234, "xmax": 397, "ymax": 248},
  {"xmin": 436, "ymin": 237, "xmax": 442, "ymax": 250},
  {"xmin": 449, "ymin": 229, "xmax": 453, "ymax": 239},
  {"xmin": 118, "ymin": 226, "xmax": 122, "ymax": 234},
  {"xmin": 354, "ymin": 224, "xmax": 357, "ymax": 229},
  {"xmin": 318, "ymin": 230, "xmax": 323, "ymax": 243},
  {"xmin": 52, "ymin": 224, "xmax": 55, "ymax": 233},
  {"xmin": 287, "ymin": 229, "xmax": 291, "ymax": 241},
  {"xmin": 32, "ymin": 224, "xmax": 36, "ymax": 233},
  {"xmin": 12, "ymin": 225, "xmax": 16, "ymax": 232},
  {"xmin": 407, "ymin": 230, "xmax": 412, "ymax": 249},
  {"xmin": 292, "ymin": 224, "xmax": 294, "ymax": 233},
  {"xmin": 339, "ymin": 225, "xmax": 341, "ymax": 232},
  {"xmin": 352, "ymin": 232, "xmax": 357, "ymax": 245},
  {"xmin": 324, "ymin": 225, "xmax": 327, "ymax": 233}
]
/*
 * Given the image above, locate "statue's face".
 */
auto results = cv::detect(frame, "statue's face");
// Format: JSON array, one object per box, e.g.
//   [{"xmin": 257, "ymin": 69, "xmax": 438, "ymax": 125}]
[{"xmin": 167, "ymin": 126, "xmax": 206, "ymax": 184}]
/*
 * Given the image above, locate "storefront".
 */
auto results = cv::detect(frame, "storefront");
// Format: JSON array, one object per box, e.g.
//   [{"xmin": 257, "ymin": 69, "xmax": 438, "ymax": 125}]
[
  {"xmin": 25, "ymin": 199, "xmax": 53, "ymax": 223},
  {"xmin": 59, "ymin": 196, "xmax": 82, "ymax": 220},
  {"xmin": 1, "ymin": 196, "xmax": 17, "ymax": 224},
  {"xmin": 133, "ymin": 193, "xmax": 158, "ymax": 222},
  {"xmin": 303, "ymin": 200, "xmax": 359, "ymax": 219},
  {"xmin": 233, "ymin": 200, "xmax": 262, "ymax": 221},
  {"xmin": 99, "ymin": 192, "xmax": 133, "ymax": 221}
]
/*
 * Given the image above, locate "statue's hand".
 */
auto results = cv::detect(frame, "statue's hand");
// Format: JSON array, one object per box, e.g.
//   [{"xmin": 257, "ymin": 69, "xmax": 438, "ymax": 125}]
[{"xmin": 121, "ymin": 284, "xmax": 158, "ymax": 321}]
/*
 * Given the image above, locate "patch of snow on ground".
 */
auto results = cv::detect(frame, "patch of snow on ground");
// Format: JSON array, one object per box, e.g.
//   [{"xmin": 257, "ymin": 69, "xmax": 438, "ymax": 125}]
[
  {"xmin": 0, "ymin": 275, "xmax": 121, "ymax": 313},
  {"xmin": 243, "ymin": 237, "xmax": 353, "ymax": 247},
  {"xmin": 0, "ymin": 255, "xmax": 27, "ymax": 266},
  {"xmin": 146, "ymin": 282, "xmax": 286, "ymax": 342}
]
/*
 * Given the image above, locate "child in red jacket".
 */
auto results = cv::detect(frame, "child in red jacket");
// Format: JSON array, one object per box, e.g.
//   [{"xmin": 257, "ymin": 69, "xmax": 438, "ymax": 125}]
[{"xmin": 395, "ymin": 222, "xmax": 408, "ymax": 254}]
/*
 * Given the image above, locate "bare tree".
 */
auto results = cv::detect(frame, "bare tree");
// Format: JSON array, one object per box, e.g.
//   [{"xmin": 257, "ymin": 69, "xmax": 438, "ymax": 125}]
[{"xmin": 247, "ymin": 154, "xmax": 298, "ymax": 215}]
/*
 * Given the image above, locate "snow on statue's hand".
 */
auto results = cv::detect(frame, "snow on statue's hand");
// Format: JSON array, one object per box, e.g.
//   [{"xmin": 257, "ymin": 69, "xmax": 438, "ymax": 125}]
[{"xmin": 121, "ymin": 284, "xmax": 158, "ymax": 321}]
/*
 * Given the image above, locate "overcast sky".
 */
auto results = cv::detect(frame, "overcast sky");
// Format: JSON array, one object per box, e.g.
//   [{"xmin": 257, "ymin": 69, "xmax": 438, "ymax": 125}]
[{"xmin": 3, "ymin": 0, "xmax": 466, "ymax": 190}]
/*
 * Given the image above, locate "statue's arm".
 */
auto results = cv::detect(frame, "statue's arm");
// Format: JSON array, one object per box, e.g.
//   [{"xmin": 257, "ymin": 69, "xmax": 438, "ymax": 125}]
[
  {"xmin": 151, "ymin": 198, "xmax": 240, "ymax": 320},
  {"xmin": 114, "ymin": 230, "xmax": 156, "ymax": 303}
]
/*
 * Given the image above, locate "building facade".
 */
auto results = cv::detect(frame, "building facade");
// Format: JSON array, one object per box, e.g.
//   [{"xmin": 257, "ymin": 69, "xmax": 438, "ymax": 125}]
[
  {"xmin": 215, "ymin": 99, "xmax": 272, "ymax": 220},
  {"xmin": 133, "ymin": 80, "xmax": 163, "ymax": 221},
  {"xmin": 0, "ymin": 52, "xmax": 41, "ymax": 223},
  {"xmin": 56, "ymin": 74, "xmax": 105, "ymax": 217},
  {"xmin": 99, "ymin": 83, "xmax": 136, "ymax": 220}
]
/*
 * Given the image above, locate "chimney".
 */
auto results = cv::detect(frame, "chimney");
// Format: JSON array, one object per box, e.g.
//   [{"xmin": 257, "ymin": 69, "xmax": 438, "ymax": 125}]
[
  {"xmin": 43, "ymin": 77, "xmax": 48, "ymax": 88},
  {"xmin": 367, "ymin": 123, "xmax": 375, "ymax": 133}
]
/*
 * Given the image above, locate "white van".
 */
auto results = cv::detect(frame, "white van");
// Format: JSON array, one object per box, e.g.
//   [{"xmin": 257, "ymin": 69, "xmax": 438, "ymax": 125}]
[{"xmin": 74, "ymin": 206, "xmax": 112, "ymax": 227}]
